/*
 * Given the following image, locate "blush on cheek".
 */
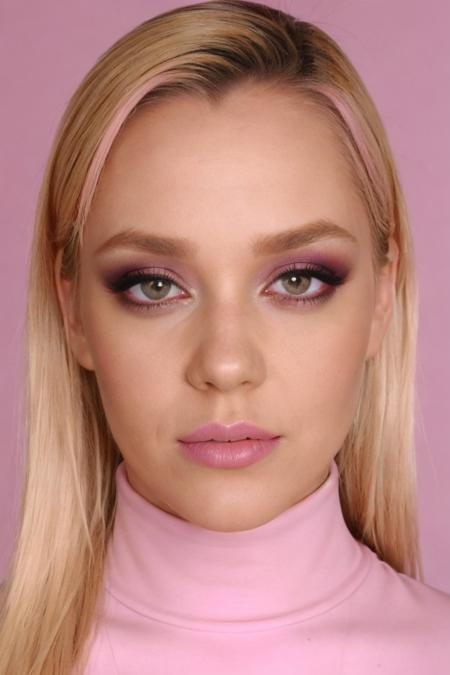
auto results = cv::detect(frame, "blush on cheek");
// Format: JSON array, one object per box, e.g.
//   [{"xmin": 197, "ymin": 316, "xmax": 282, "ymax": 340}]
[
  {"xmin": 304, "ymin": 315, "xmax": 368, "ymax": 440},
  {"xmin": 305, "ymin": 364, "xmax": 365, "ymax": 459}
]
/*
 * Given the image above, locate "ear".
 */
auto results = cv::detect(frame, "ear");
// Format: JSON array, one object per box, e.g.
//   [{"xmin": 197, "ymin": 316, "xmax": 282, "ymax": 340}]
[
  {"xmin": 365, "ymin": 235, "xmax": 399, "ymax": 361},
  {"xmin": 54, "ymin": 249, "xmax": 95, "ymax": 371}
]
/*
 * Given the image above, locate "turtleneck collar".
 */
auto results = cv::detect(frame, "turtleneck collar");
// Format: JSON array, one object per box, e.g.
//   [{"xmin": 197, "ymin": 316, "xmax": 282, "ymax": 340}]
[{"xmin": 104, "ymin": 458, "xmax": 373, "ymax": 632}]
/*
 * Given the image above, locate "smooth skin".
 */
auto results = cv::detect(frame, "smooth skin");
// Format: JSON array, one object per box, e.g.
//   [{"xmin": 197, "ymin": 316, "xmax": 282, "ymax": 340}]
[{"xmin": 55, "ymin": 81, "xmax": 398, "ymax": 532}]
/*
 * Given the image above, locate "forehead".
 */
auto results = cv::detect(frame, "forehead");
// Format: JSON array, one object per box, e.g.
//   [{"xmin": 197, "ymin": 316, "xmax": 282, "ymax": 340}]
[{"xmin": 84, "ymin": 84, "xmax": 370, "ymax": 256}]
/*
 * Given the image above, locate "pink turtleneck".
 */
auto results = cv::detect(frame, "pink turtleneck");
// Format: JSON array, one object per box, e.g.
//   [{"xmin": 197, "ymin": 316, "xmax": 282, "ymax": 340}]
[{"xmin": 82, "ymin": 459, "xmax": 450, "ymax": 674}]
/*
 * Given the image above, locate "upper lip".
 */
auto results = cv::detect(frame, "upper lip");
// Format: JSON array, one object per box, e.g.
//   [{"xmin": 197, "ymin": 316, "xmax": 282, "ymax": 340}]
[{"xmin": 178, "ymin": 421, "xmax": 280, "ymax": 443}]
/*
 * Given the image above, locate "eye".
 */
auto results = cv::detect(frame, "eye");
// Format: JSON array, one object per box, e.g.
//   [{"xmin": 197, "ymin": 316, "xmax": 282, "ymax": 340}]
[
  {"xmin": 107, "ymin": 268, "xmax": 187, "ymax": 311},
  {"xmin": 105, "ymin": 262, "xmax": 347, "ymax": 313},
  {"xmin": 264, "ymin": 262, "xmax": 347, "ymax": 307}
]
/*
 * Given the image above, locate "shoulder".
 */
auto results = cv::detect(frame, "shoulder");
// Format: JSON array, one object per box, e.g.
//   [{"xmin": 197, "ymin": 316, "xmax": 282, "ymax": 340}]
[
  {"xmin": 377, "ymin": 558, "xmax": 450, "ymax": 619},
  {"xmin": 354, "ymin": 548, "xmax": 450, "ymax": 639},
  {"xmin": 341, "ymin": 549, "xmax": 450, "ymax": 672}
]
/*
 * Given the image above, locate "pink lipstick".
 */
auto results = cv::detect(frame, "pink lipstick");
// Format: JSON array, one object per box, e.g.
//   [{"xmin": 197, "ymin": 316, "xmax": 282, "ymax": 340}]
[{"xmin": 177, "ymin": 421, "xmax": 281, "ymax": 468}]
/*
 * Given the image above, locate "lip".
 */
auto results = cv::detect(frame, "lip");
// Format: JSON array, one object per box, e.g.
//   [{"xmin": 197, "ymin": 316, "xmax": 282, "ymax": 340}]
[
  {"xmin": 178, "ymin": 421, "xmax": 279, "ymax": 443},
  {"xmin": 177, "ymin": 421, "xmax": 281, "ymax": 469},
  {"xmin": 178, "ymin": 438, "xmax": 281, "ymax": 468}
]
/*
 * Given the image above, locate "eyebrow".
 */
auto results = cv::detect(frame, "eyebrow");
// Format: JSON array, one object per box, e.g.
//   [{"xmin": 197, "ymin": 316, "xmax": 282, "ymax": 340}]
[{"xmin": 94, "ymin": 218, "xmax": 358, "ymax": 258}]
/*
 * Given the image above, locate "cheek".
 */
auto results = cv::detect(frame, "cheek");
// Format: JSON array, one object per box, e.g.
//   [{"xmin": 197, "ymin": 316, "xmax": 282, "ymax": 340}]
[
  {"xmin": 81, "ymin": 298, "xmax": 178, "ymax": 452},
  {"xmin": 281, "ymin": 285, "xmax": 373, "ymax": 447}
]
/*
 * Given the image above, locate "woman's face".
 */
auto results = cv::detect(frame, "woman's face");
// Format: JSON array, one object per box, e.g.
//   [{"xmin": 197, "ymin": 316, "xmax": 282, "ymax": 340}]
[{"xmin": 56, "ymin": 83, "xmax": 397, "ymax": 531}]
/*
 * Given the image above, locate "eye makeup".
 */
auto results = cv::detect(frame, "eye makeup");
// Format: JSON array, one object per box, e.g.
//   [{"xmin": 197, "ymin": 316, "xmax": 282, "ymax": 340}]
[{"xmin": 100, "ymin": 252, "xmax": 352, "ymax": 314}]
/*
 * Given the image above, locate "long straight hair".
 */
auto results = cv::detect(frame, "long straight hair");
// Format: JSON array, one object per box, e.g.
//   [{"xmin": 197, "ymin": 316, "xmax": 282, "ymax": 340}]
[{"xmin": 0, "ymin": 2, "xmax": 422, "ymax": 673}]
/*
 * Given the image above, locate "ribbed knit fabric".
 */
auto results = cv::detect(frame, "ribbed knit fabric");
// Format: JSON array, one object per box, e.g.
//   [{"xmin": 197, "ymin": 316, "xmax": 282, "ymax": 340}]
[{"xmin": 82, "ymin": 459, "xmax": 450, "ymax": 674}]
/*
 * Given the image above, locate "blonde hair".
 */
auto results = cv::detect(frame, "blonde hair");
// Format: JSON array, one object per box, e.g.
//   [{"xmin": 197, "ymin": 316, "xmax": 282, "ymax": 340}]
[{"xmin": 0, "ymin": 1, "xmax": 423, "ymax": 673}]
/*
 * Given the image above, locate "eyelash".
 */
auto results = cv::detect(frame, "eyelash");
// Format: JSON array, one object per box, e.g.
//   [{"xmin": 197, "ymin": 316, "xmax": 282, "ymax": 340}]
[{"xmin": 106, "ymin": 263, "xmax": 347, "ymax": 313}]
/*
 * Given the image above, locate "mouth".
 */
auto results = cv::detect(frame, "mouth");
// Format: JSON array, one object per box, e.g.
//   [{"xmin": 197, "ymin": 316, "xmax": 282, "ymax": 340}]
[
  {"xmin": 178, "ymin": 421, "xmax": 279, "ymax": 444},
  {"xmin": 178, "ymin": 436, "xmax": 282, "ymax": 468},
  {"xmin": 209, "ymin": 437, "xmax": 253, "ymax": 442}
]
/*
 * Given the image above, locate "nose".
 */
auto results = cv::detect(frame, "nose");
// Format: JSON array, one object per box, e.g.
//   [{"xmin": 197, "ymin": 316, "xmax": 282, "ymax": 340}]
[{"xmin": 184, "ymin": 305, "xmax": 266, "ymax": 392}]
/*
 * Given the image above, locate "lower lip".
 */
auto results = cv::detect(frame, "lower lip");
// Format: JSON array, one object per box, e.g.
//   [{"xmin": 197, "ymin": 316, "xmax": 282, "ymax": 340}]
[{"xmin": 178, "ymin": 437, "xmax": 281, "ymax": 468}]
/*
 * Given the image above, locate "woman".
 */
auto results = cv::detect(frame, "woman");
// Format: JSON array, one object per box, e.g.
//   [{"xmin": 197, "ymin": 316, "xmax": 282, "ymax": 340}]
[{"xmin": 1, "ymin": 1, "xmax": 449, "ymax": 673}]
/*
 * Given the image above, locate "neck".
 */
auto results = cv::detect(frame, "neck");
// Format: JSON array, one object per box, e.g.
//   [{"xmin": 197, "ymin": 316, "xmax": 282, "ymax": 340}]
[{"xmin": 103, "ymin": 458, "xmax": 373, "ymax": 631}]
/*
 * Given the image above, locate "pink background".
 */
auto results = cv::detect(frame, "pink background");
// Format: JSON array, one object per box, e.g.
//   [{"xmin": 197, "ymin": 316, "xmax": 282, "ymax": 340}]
[{"xmin": 1, "ymin": 0, "xmax": 449, "ymax": 592}]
